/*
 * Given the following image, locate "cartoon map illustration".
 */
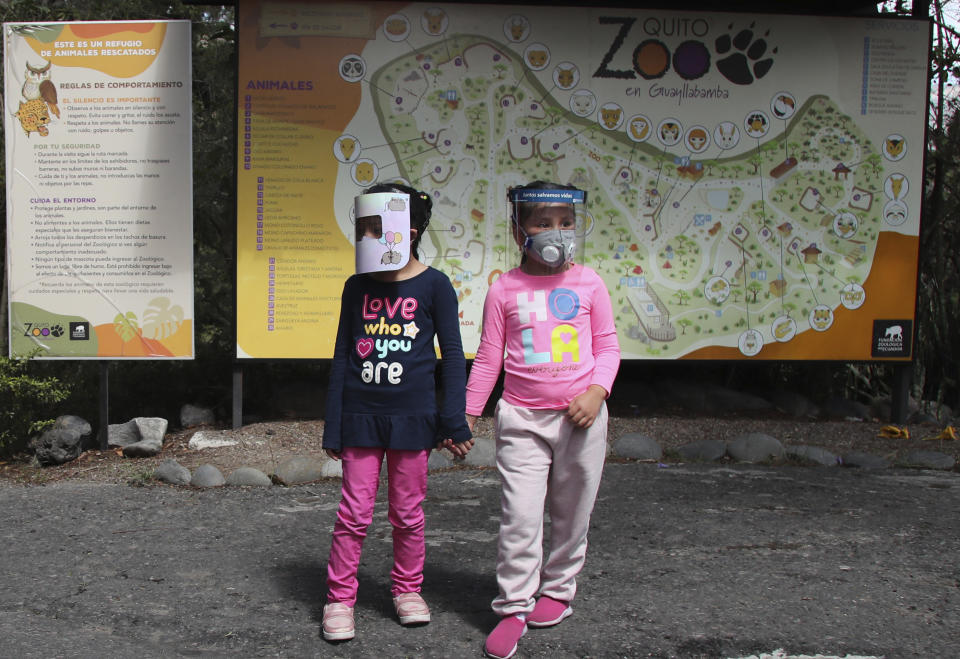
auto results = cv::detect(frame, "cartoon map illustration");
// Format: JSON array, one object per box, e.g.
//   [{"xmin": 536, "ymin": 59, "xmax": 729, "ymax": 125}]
[{"xmin": 317, "ymin": 5, "xmax": 926, "ymax": 359}]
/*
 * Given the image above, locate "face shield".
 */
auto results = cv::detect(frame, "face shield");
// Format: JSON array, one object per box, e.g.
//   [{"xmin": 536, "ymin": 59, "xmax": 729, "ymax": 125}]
[
  {"xmin": 508, "ymin": 187, "xmax": 587, "ymax": 268},
  {"xmin": 354, "ymin": 191, "xmax": 411, "ymax": 274}
]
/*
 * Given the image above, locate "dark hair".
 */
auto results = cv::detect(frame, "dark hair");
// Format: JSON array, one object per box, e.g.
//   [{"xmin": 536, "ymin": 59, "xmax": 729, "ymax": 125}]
[
  {"xmin": 508, "ymin": 180, "xmax": 580, "ymax": 225},
  {"xmin": 363, "ymin": 183, "xmax": 432, "ymax": 258}
]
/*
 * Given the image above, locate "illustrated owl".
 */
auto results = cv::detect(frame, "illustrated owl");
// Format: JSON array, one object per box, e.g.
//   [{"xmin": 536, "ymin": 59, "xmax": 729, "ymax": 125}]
[{"xmin": 23, "ymin": 60, "xmax": 59, "ymax": 118}]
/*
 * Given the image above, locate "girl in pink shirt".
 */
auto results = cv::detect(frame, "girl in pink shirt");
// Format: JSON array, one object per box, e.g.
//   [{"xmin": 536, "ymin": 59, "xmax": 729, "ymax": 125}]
[{"xmin": 466, "ymin": 181, "xmax": 620, "ymax": 659}]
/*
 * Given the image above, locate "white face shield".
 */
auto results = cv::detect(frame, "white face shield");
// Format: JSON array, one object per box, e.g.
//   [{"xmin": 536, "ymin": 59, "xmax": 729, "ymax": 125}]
[{"xmin": 354, "ymin": 192, "xmax": 411, "ymax": 274}]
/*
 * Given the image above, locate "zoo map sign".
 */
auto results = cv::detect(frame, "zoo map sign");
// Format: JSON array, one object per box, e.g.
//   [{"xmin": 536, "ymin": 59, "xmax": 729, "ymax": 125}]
[{"xmin": 235, "ymin": 1, "xmax": 929, "ymax": 360}]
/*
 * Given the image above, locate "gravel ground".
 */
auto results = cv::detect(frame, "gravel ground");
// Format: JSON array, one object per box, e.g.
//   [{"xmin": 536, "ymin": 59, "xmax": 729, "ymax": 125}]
[{"xmin": 2, "ymin": 413, "xmax": 958, "ymax": 486}]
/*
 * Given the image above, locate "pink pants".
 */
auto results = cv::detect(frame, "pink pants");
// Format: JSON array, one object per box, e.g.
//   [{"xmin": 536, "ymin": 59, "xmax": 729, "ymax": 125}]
[
  {"xmin": 492, "ymin": 399, "xmax": 608, "ymax": 616},
  {"xmin": 326, "ymin": 447, "xmax": 430, "ymax": 606}
]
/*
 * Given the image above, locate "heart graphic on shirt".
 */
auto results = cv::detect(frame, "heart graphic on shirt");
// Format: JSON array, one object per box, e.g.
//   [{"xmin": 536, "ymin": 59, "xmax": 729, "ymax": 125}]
[{"xmin": 356, "ymin": 338, "xmax": 374, "ymax": 359}]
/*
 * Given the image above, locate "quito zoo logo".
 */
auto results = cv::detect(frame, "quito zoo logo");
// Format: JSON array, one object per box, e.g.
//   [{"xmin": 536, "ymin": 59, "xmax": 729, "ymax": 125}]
[
  {"xmin": 592, "ymin": 16, "xmax": 776, "ymax": 85},
  {"xmin": 23, "ymin": 322, "xmax": 64, "ymax": 338}
]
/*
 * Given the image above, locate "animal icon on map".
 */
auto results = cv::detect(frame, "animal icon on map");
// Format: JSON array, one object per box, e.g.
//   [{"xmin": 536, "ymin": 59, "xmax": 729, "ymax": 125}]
[
  {"xmin": 810, "ymin": 307, "xmax": 832, "ymax": 331},
  {"xmin": 772, "ymin": 93, "xmax": 795, "ymax": 119},
  {"xmin": 600, "ymin": 105, "xmax": 623, "ymax": 130},
  {"xmin": 746, "ymin": 112, "xmax": 767, "ymax": 136},
  {"xmin": 340, "ymin": 56, "xmax": 365, "ymax": 81},
  {"xmin": 555, "ymin": 65, "xmax": 577, "ymax": 89},
  {"xmin": 506, "ymin": 16, "xmax": 529, "ymax": 41},
  {"xmin": 338, "ymin": 137, "xmax": 357, "ymax": 161},
  {"xmin": 629, "ymin": 116, "xmax": 650, "ymax": 141},
  {"xmin": 422, "ymin": 9, "xmax": 446, "ymax": 35},
  {"xmin": 354, "ymin": 161, "xmax": 375, "ymax": 184},
  {"xmin": 659, "ymin": 122, "xmax": 681, "ymax": 144},
  {"xmin": 569, "ymin": 91, "xmax": 595, "ymax": 116},
  {"xmin": 883, "ymin": 135, "xmax": 906, "ymax": 161},
  {"xmin": 714, "ymin": 121, "xmax": 739, "ymax": 149},
  {"xmin": 526, "ymin": 48, "xmax": 548, "ymax": 69},
  {"xmin": 686, "ymin": 127, "xmax": 709, "ymax": 152}
]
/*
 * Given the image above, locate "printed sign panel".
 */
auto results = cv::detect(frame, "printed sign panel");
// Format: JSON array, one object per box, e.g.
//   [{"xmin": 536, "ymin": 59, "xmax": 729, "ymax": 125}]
[
  {"xmin": 4, "ymin": 20, "xmax": 194, "ymax": 359},
  {"xmin": 236, "ymin": 1, "xmax": 928, "ymax": 360}
]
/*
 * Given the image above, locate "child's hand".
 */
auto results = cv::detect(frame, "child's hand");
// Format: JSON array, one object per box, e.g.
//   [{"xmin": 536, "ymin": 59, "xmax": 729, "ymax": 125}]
[
  {"xmin": 438, "ymin": 437, "xmax": 474, "ymax": 459},
  {"xmin": 324, "ymin": 448, "xmax": 342, "ymax": 461},
  {"xmin": 566, "ymin": 385, "xmax": 607, "ymax": 428},
  {"xmin": 466, "ymin": 414, "xmax": 479, "ymax": 432}
]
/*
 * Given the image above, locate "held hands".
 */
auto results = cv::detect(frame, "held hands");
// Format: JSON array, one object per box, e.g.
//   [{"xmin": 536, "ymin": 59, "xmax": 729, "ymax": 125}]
[
  {"xmin": 324, "ymin": 448, "xmax": 342, "ymax": 461},
  {"xmin": 438, "ymin": 437, "xmax": 475, "ymax": 459},
  {"xmin": 566, "ymin": 385, "xmax": 607, "ymax": 428}
]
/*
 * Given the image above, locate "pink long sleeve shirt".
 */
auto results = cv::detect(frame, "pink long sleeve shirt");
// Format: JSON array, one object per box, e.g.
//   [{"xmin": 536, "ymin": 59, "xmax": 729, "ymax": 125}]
[{"xmin": 466, "ymin": 264, "xmax": 620, "ymax": 414}]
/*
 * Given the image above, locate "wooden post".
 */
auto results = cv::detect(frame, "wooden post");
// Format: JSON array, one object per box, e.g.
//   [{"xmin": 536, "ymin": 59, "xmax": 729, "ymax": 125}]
[
  {"xmin": 232, "ymin": 365, "xmax": 243, "ymax": 429},
  {"xmin": 98, "ymin": 361, "xmax": 109, "ymax": 450},
  {"xmin": 890, "ymin": 362, "xmax": 912, "ymax": 424}
]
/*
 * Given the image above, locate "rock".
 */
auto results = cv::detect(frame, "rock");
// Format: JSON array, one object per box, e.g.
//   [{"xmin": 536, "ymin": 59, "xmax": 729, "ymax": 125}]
[
  {"xmin": 727, "ymin": 432, "xmax": 784, "ymax": 463},
  {"xmin": 226, "ymin": 467, "xmax": 272, "ymax": 487},
  {"xmin": 768, "ymin": 390, "xmax": 820, "ymax": 418},
  {"xmin": 273, "ymin": 456, "xmax": 324, "ymax": 485},
  {"xmin": 675, "ymin": 439, "xmax": 726, "ymax": 463},
  {"xmin": 122, "ymin": 439, "xmax": 162, "ymax": 458},
  {"xmin": 907, "ymin": 411, "xmax": 940, "ymax": 425},
  {"xmin": 320, "ymin": 459, "xmax": 343, "ymax": 478},
  {"xmin": 463, "ymin": 436, "xmax": 496, "ymax": 467},
  {"xmin": 53, "ymin": 415, "xmax": 94, "ymax": 449},
  {"xmin": 660, "ymin": 379, "xmax": 709, "ymax": 414},
  {"xmin": 704, "ymin": 385, "xmax": 772, "ymax": 415},
  {"xmin": 107, "ymin": 417, "xmax": 167, "ymax": 458},
  {"xmin": 428, "ymin": 451, "xmax": 453, "ymax": 470},
  {"xmin": 785, "ymin": 445, "xmax": 838, "ymax": 466},
  {"xmin": 840, "ymin": 451, "xmax": 889, "ymax": 469},
  {"xmin": 154, "ymin": 459, "xmax": 192, "ymax": 486},
  {"xmin": 612, "ymin": 433, "xmax": 662, "ymax": 461},
  {"xmin": 898, "ymin": 450, "xmax": 955, "ymax": 471},
  {"xmin": 135, "ymin": 417, "xmax": 168, "ymax": 443},
  {"xmin": 188, "ymin": 431, "xmax": 239, "ymax": 450},
  {"xmin": 107, "ymin": 419, "xmax": 140, "ymax": 448},
  {"xmin": 191, "ymin": 464, "xmax": 226, "ymax": 487},
  {"xmin": 822, "ymin": 397, "xmax": 872, "ymax": 421},
  {"xmin": 29, "ymin": 426, "xmax": 84, "ymax": 466},
  {"xmin": 180, "ymin": 404, "xmax": 216, "ymax": 428}
]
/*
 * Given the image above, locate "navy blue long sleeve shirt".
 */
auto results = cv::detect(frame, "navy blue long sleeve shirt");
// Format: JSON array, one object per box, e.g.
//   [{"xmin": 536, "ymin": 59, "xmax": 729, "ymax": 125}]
[{"xmin": 323, "ymin": 267, "xmax": 472, "ymax": 451}]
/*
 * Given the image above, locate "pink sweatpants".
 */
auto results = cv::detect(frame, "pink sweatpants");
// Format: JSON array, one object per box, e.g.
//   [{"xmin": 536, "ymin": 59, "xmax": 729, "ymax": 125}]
[
  {"xmin": 326, "ymin": 447, "xmax": 430, "ymax": 606},
  {"xmin": 492, "ymin": 399, "xmax": 608, "ymax": 617}
]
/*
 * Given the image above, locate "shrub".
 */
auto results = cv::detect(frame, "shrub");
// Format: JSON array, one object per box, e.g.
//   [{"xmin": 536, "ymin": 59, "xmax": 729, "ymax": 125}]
[{"xmin": 0, "ymin": 354, "xmax": 71, "ymax": 456}]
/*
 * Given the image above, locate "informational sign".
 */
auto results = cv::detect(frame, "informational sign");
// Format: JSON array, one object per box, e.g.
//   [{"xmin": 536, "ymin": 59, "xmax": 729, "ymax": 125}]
[
  {"xmin": 4, "ymin": 20, "xmax": 194, "ymax": 359},
  {"xmin": 236, "ymin": 1, "xmax": 929, "ymax": 360}
]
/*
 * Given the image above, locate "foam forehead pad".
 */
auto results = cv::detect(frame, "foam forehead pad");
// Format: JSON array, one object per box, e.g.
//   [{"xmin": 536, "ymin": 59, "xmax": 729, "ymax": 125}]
[{"xmin": 508, "ymin": 188, "xmax": 586, "ymax": 205}]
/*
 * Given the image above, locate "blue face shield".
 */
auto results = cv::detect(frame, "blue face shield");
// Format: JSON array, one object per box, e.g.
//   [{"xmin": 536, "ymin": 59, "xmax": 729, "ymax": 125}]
[{"xmin": 508, "ymin": 187, "xmax": 587, "ymax": 268}]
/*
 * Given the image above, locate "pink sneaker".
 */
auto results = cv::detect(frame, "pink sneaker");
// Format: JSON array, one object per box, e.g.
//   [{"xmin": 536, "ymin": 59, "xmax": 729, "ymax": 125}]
[
  {"xmin": 484, "ymin": 614, "xmax": 527, "ymax": 659},
  {"xmin": 322, "ymin": 602, "xmax": 355, "ymax": 641},
  {"xmin": 527, "ymin": 595, "xmax": 572, "ymax": 628},
  {"xmin": 393, "ymin": 591, "xmax": 431, "ymax": 625}
]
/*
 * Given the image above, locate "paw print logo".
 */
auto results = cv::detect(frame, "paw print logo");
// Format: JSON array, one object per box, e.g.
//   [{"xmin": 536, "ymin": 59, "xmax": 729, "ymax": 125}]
[
  {"xmin": 714, "ymin": 23, "xmax": 776, "ymax": 85},
  {"xmin": 49, "ymin": 324, "xmax": 64, "ymax": 337}
]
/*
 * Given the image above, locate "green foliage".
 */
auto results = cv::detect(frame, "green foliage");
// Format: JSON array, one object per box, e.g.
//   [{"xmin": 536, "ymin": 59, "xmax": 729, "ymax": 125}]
[{"xmin": 0, "ymin": 353, "xmax": 70, "ymax": 455}]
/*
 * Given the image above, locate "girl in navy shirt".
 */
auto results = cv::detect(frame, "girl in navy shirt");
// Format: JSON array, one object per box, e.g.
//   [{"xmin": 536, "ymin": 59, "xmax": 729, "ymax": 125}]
[{"xmin": 321, "ymin": 183, "xmax": 473, "ymax": 641}]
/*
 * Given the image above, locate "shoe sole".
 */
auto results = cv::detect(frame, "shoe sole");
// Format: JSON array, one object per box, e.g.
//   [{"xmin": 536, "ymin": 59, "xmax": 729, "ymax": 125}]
[
  {"xmin": 526, "ymin": 606, "xmax": 573, "ymax": 628},
  {"xmin": 323, "ymin": 629, "xmax": 355, "ymax": 641},
  {"xmin": 398, "ymin": 613, "xmax": 431, "ymax": 625}
]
